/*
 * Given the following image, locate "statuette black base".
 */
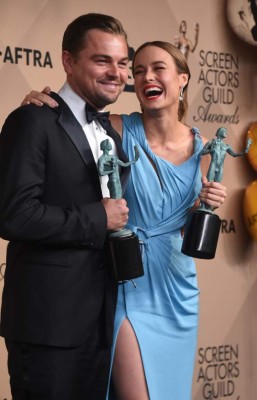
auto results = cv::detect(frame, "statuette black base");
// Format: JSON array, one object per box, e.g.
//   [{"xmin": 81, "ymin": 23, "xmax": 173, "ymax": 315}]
[
  {"xmin": 181, "ymin": 211, "xmax": 221, "ymax": 259},
  {"xmin": 108, "ymin": 231, "xmax": 144, "ymax": 281}
]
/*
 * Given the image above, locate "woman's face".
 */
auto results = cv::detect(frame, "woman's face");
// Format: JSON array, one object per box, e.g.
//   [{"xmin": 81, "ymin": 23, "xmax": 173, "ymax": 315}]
[{"xmin": 133, "ymin": 45, "xmax": 188, "ymax": 112}]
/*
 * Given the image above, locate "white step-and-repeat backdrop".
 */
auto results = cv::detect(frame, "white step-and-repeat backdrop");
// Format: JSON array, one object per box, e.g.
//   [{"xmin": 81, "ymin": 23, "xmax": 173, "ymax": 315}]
[{"xmin": 1, "ymin": 0, "xmax": 257, "ymax": 398}]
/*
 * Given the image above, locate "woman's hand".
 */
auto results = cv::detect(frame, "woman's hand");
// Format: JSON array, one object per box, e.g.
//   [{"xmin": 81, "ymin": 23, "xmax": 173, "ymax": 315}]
[
  {"xmin": 199, "ymin": 176, "xmax": 226, "ymax": 210},
  {"xmin": 21, "ymin": 86, "xmax": 58, "ymax": 108}
]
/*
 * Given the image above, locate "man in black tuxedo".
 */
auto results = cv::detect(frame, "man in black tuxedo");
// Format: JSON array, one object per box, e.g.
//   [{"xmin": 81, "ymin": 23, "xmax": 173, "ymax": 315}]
[{"xmin": 0, "ymin": 13, "xmax": 130, "ymax": 400}]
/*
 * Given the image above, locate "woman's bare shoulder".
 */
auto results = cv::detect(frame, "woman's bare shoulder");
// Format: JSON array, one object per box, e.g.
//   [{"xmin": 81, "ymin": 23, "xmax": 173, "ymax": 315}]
[{"xmin": 201, "ymin": 135, "xmax": 209, "ymax": 145}]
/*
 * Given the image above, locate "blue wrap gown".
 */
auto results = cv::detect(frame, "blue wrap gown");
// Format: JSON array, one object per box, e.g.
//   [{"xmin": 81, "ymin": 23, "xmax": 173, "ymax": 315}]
[{"xmin": 108, "ymin": 112, "xmax": 203, "ymax": 400}]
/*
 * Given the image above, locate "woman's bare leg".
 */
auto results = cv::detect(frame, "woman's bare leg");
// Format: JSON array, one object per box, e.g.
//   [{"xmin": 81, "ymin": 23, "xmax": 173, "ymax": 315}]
[{"xmin": 112, "ymin": 319, "xmax": 149, "ymax": 400}]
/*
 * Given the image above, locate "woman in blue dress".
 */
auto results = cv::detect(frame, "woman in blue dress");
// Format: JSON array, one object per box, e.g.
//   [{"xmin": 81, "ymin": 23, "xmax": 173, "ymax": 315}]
[
  {"xmin": 21, "ymin": 41, "xmax": 226, "ymax": 400},
  {"xmin": 107, "ymin": 41, "xmax": 226, "ymax": 400}
]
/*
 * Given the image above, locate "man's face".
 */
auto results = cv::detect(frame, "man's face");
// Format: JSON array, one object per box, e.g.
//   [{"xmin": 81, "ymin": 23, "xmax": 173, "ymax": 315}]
[{"xmin": 63, "ymin": 29, "xmax": 129, "ymax": 109}]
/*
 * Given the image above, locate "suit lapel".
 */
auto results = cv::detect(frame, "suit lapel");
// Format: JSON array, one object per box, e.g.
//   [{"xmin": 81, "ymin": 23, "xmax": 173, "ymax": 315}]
[{"xmin": 50, "ymin": 92, "xmax": 102, "ymax": 197}]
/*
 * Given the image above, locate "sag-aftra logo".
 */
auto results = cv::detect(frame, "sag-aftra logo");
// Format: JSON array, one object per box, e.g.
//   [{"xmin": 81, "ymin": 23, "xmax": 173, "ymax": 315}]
[{"xmin": 0, "ymin": 45, "xmax": 53, "ymax": 68}]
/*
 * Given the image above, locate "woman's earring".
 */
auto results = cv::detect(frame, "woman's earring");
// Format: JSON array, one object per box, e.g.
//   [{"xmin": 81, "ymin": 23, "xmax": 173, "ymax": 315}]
[{"xmin": 179, "ymin": 87, "xmax": 184, "ymax": 101}]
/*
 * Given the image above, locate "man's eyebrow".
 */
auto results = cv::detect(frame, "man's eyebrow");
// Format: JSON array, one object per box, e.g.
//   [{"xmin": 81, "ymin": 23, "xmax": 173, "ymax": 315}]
[{"xmin": 92, "ymin": 54, "xmax": 129, "ymax": 61}]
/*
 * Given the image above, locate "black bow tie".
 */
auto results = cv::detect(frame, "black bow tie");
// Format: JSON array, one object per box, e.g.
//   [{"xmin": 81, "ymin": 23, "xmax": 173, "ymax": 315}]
[{"xmin": 85, "ymin": 103, "xmax": 110, "ymax": 131}]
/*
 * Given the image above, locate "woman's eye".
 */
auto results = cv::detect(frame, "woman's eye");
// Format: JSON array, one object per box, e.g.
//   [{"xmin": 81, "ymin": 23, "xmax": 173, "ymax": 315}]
[{"xmin": 134, "ymin": 70, "xmax": 144, "ymax": 75}]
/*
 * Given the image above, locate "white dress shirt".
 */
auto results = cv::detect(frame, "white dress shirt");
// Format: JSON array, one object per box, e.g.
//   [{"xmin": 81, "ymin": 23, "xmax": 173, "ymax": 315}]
[{"xmin": 58, "ymin": 82, "xmax": 117, "ymax": 198}]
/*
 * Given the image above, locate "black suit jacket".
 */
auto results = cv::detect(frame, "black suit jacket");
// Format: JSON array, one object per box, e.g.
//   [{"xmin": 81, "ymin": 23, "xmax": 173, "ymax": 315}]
[{"xmin": 0, "ymin": 93, "xmax": 130, "ymax": 347}]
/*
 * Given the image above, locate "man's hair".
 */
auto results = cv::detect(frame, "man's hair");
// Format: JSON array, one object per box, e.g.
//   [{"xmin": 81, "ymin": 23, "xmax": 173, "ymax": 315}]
[{"xmin": 62, "ymin": 13, "xmax": 128, "ymax": 56}]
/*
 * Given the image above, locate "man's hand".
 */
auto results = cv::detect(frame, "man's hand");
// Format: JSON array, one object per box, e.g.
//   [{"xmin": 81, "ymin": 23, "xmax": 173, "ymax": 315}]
[
  {"xmin": 101, "ymin": 198, "xmax": 129, "ymax": 231},
  {"xmin": 21, "ymin": 86, "xmax": 58, "ymax": 108}
]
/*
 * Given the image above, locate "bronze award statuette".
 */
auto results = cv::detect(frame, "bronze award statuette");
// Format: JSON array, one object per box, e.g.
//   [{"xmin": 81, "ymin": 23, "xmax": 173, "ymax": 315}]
[
  {"xmin": 98, "ymin": 138, "xmax": 144, "ymax": 281},
  {"xmin": 182, "ymin": 127, "xmax": 252, "ymax": 259}
]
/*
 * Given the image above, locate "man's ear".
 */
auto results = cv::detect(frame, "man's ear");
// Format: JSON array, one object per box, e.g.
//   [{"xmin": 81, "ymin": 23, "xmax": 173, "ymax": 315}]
[{"xmin": 62, "ymin": 51, "xmax": 73, "ymax": 75}]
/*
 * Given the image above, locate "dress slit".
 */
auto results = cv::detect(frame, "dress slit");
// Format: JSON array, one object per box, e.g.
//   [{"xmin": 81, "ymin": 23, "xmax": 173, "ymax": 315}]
[{"xmin": 107, "ymin": 316, "xmax": 148, "ymax": 399}]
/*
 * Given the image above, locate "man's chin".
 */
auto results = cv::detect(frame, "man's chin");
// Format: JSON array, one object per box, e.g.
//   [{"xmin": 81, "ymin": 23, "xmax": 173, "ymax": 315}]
[{"xmin": 100, "ymin": 93, "xmax": 122, "ymax": 106}]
